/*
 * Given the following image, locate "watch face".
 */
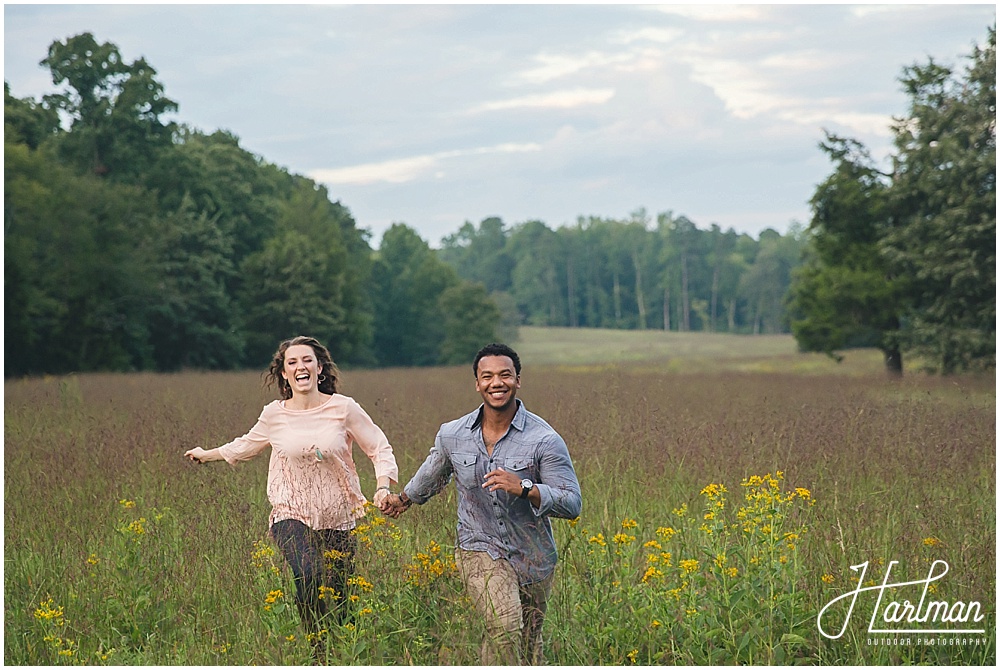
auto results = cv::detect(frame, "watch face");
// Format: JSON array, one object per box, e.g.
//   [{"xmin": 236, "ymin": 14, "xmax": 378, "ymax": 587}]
[{"xmin": 521, "ymin": 479, "xmax": 533, "ymax": 489}]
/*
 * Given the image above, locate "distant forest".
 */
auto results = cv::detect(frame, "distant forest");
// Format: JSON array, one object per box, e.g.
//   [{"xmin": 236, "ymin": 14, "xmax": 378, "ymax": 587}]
[{"xmin": 5, "ymin": 30, "xmax": 994, "ymax": 376}]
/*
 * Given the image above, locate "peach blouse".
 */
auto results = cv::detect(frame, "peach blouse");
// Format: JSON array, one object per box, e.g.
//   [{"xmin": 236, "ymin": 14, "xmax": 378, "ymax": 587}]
[{"xmin": 216, "ymin": 393, "xmax": 398, "ymax": 530}]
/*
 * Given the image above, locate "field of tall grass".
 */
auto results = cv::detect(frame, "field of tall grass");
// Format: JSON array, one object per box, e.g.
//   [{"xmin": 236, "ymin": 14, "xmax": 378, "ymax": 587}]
[{"xmin": 4, "ymin": 335, "xmax": 995, "ymax": 664}]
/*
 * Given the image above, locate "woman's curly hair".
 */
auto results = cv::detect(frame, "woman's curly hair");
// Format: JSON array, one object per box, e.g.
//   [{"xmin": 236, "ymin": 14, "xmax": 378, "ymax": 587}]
[{"xmin": 265, "ymin": 335, "xmax": 340, "ymax": 400}]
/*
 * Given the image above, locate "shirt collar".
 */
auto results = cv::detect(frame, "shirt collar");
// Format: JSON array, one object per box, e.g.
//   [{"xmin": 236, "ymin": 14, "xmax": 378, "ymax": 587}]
[{"xmin": 470, "ymin": 398, "xmax": 525, "ymax": 431}]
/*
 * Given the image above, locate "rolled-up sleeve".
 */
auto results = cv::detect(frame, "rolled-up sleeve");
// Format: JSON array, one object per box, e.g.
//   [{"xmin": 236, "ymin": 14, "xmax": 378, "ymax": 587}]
[
  {"xmin": 403, "ymin": 432, "xmax": 455, "ymax": 504},
  {"xmin": 532, "ymin": 433, "xmax": 582, "ymax": 519},
  {"xmin": 217, "ymin": 411, "xmax": 271, "ymax": 465},
  {"xmin": 345, "ymin": 399, "xmax": 399, "ymax": 484}
]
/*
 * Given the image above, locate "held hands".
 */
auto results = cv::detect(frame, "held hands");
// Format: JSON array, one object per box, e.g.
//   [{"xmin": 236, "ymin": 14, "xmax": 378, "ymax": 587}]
[
  {"xmin": 372, "ymin": 487, "xmax": 391, "ymax": 510},
  {"xmin": 380, "ymin": 493, "xmax": 410, "ymax": 519}
]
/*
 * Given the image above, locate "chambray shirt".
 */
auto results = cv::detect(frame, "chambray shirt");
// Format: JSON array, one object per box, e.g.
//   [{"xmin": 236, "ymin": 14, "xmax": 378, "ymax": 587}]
[{"xmin": 403, "ymin": 400, "xmax": 582, "ymax": 585}]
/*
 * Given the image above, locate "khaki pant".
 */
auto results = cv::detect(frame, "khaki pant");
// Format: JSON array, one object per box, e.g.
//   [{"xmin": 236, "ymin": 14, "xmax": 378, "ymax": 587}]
[{"xmin": 455, "ymin": 549, "xmax": 554, "ymax": 665}]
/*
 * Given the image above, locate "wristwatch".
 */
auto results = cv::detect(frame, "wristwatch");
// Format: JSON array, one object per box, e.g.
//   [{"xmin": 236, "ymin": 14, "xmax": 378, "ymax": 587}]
[{"xmin": 519, "ymin": 479, "xmax": 534, "ymax": 499}]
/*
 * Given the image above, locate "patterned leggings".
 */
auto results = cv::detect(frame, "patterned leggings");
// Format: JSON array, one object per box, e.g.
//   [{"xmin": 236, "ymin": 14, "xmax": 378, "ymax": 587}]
[{"xmin": 270, "ymin": 519, "xmax": 357, "ymax": 633}]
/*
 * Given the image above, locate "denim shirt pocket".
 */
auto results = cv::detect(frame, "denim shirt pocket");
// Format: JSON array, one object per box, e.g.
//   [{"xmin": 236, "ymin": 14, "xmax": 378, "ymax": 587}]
[
  {"xmin": 504, "ymin": 456, "xmax": 535, "ymax": 480},
  {"xmin": 452, "ymin": 452, "xmax": 479, "ymax": 488}
]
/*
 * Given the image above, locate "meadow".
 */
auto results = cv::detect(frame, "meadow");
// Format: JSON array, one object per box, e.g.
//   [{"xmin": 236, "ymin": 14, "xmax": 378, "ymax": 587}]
[{"xmin": 4, "ymin": 330, "xmax": 995, "ymax": 664}]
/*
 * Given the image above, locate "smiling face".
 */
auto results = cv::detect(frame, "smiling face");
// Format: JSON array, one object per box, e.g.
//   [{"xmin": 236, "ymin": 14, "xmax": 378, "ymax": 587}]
[
  {"xmin": 475, "ymin": 354, "xmax": 520, "ymax": 413},
  {"xmin": 280, "ymin": 343, "xmax": 323, "ymax": 397}
]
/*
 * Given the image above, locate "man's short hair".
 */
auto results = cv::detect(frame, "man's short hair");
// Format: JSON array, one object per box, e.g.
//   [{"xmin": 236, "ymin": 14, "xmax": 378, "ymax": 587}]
[{"xmin": 473, "ymin": 343, "xmax": 522, "ymax": 377}]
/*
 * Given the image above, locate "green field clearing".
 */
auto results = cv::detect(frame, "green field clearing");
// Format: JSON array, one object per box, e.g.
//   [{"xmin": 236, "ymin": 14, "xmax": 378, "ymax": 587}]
[{"xmin": 514, "ymin": 326, "xmax": 886, "ymax": 375}]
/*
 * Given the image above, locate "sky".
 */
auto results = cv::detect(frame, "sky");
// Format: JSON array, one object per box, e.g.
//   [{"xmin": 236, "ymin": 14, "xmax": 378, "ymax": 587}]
[{"xmin": 3, "ymin": 2, "xmax": 995, "ymax": 247}]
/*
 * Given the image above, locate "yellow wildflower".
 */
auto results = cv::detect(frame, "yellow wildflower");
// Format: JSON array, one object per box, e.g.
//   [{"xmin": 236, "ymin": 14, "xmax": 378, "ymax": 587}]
[
  {"xmin": 821, "ymin": 573, "xmax": 835, "ymax": 584},
  {"xmin": 794, "ymin": 487, "xmax": 811, "ymax": 500},
  {"xmin": 641, "ymin": 566, "xmax": 664, "ymax": 583},
  {"xmin": 923, "ymin": 537, "xmax": 942, "ymax": 547},
  {"xmin": 655, "ymin": 526, "xmax": 676, "ymax": 541},
  {"xmin": 86, "ymin": 554, "xmax": 99, "ymax": 566},
  {"xmin": 621, "ymin": 517, "xmax": 638, "ymax": 529},
  {"xmin": 672, "ymin": 504, "xmax": 687, "ymax": 517},
  {"xmin": 33, "ymin": 598, "xmax": 64, "ymax": 622},
  {"xmin": 643, "ymin": 539, "xmax": 662, "ymax": 549},
  {"xmin": 588, "ymin": 533, "xmax": 606, "ymax": 547},
  {"xmin": 347, "ymin": 575, "xmax": 374, "ymax": 592},
  {"xmin": 127, "ymin": 518, "xmax": 147, "ymax": 536},
  {"xmin": 726, "ymin": 567, "xmax": 739, "ymax": 578},
  {"xmin": 714, "ymin": 553, "xmax": 726, "ymax": 569},
  {"xmin": 118, "ymin": 499, "xmax": 135, "ymax": 509},
  {"xmin": 651, "ymin": 619, "xmax": 661, "ymax": 628},
  {"xmin": 700, "ymin": 483, "xmax": 727, "ymax": 499},
  {"xmin": 679, "ymin": 559, "xmax": 699, "ymax": 574},
  {"xmin": 325, "ymin": 548, "xmax": 348, "ymax": 561},
  {"xmin": 612, "ymin": 532, "xmax": 635, "ymax": 545}
]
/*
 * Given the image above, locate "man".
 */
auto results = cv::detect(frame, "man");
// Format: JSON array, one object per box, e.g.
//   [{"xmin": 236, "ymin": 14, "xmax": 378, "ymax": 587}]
[{"xmin": 384, "ymin": 342, "xmax": 582, "ymax": 665}]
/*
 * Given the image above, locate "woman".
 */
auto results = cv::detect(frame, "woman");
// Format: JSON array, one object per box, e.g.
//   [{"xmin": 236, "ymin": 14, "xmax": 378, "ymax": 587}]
[{"xmin": 184, "ymin": 335, "xmax": 398, "ymax": 640}]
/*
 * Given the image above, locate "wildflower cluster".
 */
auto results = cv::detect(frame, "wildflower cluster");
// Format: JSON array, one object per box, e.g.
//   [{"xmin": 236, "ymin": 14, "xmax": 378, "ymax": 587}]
[
  {"xmin": 404, "ymin": 539, "xmax": 456, "ymax": 588},
  {"xmin": 561, "ymin": 473, "xmax": 819, "ymax": 664},
  {"xmin": 262, "ymin": 589, "xmax": 284, "ymax": 612},
  {"xmin": 251, "ymin": 540, "xmax": 280, "ymax": 575},
  {"xmin": 350, "ymin": 503, "xmax": 403, "ymax": 559},
  {"xmin": 34, "ymin": 597, "xmax": 77, "ymax": 659},
  {"xmin": 114, "ymin": 499, "xmax": 165, "ymax": 545},
  {"xmin": 734, "ymin": 471, "xmax": 811, "ymax": 570},
  {"xmin": 347, "ymin": 575, "xmax": 375, "ymax": 593},
  {"xmin": 588, "ymin": 532, "xmax": 607, "ymax": 547},
  {"xmin": 34, "ymin": 597, "xmax": 66, "ymax": 624}
]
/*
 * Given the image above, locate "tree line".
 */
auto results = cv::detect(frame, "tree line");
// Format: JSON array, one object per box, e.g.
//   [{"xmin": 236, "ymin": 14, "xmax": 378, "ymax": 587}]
[
  {"xmin": 5, "ymin": 33, "xmax": 502, "ymax": 376},
  {"xmin": 438, "ymin": 213, "xmax": 805, "ymax": 337},
  {"xmin": 5, "ymin": 30, "xmax": 994, "ymax": 376}
]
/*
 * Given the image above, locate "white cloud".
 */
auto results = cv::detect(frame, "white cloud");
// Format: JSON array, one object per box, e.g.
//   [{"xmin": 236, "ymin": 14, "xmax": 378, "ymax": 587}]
[
  {"xmin": 515, "ymin": 51, "xmax": 635, "ymax": 84},
  {"xmin": 850, "ymin": 5, "xmax": 918, "ymax": 19},
  {"xmin": 650, "ymin": 4, "xmax": 766, "ymax": 22},
  {"xmin": 610, "ymin": 26, "xmax": 684, "ymax": 45},
  {"xmin": 310, "ymin": 143, "xmax": 542, "ymax": 185},
  {"xmin": 683, "ymin": 54, "xmax": 895, "ymax": 137},
  {"xmin": 467, "ymin": 88, "xmax": 616, "ymax": 113}
]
